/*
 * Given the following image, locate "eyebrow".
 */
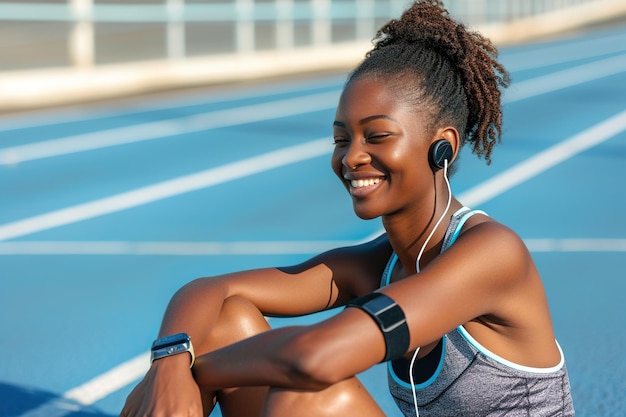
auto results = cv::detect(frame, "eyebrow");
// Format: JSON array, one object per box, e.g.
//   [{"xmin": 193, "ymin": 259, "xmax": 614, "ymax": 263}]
[
  {"xmin": 359, "ymin": 115, "xmax": 398, "ymax": 124},
  {"xmin": 333, "ymin": 115, "xmax": 398, "ymax": 128}
]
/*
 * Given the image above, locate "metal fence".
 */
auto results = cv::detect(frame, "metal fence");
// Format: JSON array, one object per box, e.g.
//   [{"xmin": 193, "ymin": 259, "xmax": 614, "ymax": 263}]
[
  {"xmin": 0, "ymin": 0, "xmax": 622, "ymax": 70},
  {"xmin": 0, "ymin": 0, "xmax": 624, "ymax": 109}
]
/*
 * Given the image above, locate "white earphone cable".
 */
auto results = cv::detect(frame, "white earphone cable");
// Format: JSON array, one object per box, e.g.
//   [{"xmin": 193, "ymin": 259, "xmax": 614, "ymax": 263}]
[
  {"xmin": 409, "ymin": 346, "xmax": 422, "ymax": 417},
  {"xmin": 415, "ymin": 159, "xmax": 452, "ymax": 273},
  {"xmin": 410, "ymin": 159, "xmax": 452, "ymax": 417}
]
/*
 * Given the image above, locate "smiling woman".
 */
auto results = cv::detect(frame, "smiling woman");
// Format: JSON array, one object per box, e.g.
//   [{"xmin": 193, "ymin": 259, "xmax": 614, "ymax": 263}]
[{"xmin": 120, "ymin": 2, "xmax": 574, "ymax": 417}]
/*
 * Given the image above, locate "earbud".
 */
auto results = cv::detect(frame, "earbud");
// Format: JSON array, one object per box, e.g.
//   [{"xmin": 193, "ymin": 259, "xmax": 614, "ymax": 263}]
[{"xmin": 428, "ymin": 139, "xmax": 453, "ymax": 171}]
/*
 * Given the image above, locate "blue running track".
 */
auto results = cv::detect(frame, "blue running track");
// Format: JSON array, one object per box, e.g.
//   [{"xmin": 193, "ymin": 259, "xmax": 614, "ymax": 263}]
[{"xmin": 1, "ymin": 23, "xmax": 626, "ymax": 417}]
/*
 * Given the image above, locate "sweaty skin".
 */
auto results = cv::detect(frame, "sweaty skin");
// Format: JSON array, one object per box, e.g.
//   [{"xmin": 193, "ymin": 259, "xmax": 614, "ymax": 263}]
[{"xmin": 120, "ymin": 63, "xmax": 561, "ymax": 417}]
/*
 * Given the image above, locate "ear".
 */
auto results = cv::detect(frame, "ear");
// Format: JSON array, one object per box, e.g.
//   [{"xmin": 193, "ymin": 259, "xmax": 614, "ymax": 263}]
[{"xmin": 433, "ymin": 126, "xmax": 461, "ymax": 164}]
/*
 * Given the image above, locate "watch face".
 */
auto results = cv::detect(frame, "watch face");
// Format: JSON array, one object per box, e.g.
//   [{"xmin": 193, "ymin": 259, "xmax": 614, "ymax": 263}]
[{"xmin": 152, "ymin": 333, "xmax": 190, "ymax": 349}]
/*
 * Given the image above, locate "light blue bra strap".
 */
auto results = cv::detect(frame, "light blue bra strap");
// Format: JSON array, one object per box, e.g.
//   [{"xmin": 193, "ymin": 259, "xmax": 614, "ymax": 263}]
[
  {"xmin": 380, "ymin": 207, "xmax": 487, "ymax": 288},
  {"xmin": 441, "ymin": 208, "xmax": 487, "ymax": 252},
  {"xmin": 441, "ymin": 207, "xmax": 471, "ymax": 251},
  {"xmin": 380, "ymin": 252, "xmax": 399, "ymax": 287}
]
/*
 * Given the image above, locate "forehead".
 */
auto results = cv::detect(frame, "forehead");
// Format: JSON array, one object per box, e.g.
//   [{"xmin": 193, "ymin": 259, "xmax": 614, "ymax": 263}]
[
  {"xmin": 337, "ymin": 76, "xmax": 406, "ymax": 118},
  {"xmin": 335, "ymin": 74, "xmax": 431, "ymax": 129}
]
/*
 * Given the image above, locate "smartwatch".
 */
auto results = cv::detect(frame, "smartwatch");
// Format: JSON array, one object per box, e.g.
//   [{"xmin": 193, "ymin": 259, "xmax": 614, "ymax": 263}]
[{"xmin": 150, "ymin": 332, "xmax": 195, "ymax": 367}]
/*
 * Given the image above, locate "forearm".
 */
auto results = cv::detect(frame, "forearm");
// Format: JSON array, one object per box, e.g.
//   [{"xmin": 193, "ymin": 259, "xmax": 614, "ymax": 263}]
[
  {"xmin": 192, "ymin": 309, "xmax": 385, "ymax": 392},
  {"xmin": 193, "ymin": 326, "xmax": 325, "ymax": 391}
]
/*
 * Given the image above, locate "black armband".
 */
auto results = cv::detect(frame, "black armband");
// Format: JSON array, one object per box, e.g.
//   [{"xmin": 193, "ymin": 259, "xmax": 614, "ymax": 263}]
[{"xmin": 345, "ymin": 292, "xmax": 410, "ymax": 362}]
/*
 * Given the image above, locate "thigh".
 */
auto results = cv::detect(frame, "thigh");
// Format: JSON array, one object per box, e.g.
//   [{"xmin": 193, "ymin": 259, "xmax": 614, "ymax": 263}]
[
  {"xmin": 262, "ymin": 376, "xmax": 386, "ymax": 417},
  {"xmin": 203, "ymin": 295, "xmax": 272, "ymax": 417}
]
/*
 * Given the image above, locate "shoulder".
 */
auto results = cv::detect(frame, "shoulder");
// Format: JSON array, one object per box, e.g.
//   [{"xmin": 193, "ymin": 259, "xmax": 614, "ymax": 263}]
[
  {"xmin": 461, "ymin": 217, "xmax": 529, "ymax": 266},
  {"xmin": 281, "ymin": 233, "xmax": 394, "ymax": 302},
  {"xmin": 284, "ymin": 233, "xmax": 392, "ymax": 269},
  {"xmin": 463, "ymin": 219, "xmax": 544, "ymax": 307},
  {"xmin": 325, "ymin": 233, "xmax": 394, "ymax": 298},
  {"xmin": 437, "ymin": 215, "xmax": 532, "ymax": 294}
]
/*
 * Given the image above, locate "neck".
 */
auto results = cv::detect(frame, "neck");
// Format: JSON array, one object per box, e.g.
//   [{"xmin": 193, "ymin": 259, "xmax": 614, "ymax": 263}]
[{"xmin": 382, "ymin": 196, "xmax": 462, "ymax": 276}]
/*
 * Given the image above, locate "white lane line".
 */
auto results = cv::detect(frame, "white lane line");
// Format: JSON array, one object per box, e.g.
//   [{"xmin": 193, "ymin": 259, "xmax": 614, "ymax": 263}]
[
  {"xmin": 2, "ymin": 239, "xmax": 626, "ymax": 255},
  {"xmin": 0, "ymin": 240, "xmax": 356, "ymax": 255},
  {"xmin": 0, "ymin": 78, "xmax": 341, "ymax": 132},
  {"xmin": 0, "ymin": 137, "xmax": 333, "ymax": 241},
  {"xmin": 524, "ymin": 239, "xmax": 626, "ymax": 252},
  {"xmin": 503, "ymin": 52, "xmax": 626, "ymax": 102},
  {"xmin": 459, "ymin": 107, "xmax": 626, "ymax": 207},
  {"xmin": 63, "ymin": 352, "xmax": 151, "ymax": 406},
  {"xmin": 17, "ymin": 353, "xmax": 151, "ymax": 417},
  {"xmin": 0, "ymin": 91, "xmax": 338, "ymax": 165},
  {"xmin": 503, "ymin": 30, "xmax": 626, "ymax": 72}
]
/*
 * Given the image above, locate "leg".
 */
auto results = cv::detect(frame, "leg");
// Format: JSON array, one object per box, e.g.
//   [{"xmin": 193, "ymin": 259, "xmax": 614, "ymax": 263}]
[
  {"xmin": 261, "ymin": 377, "xmax": 386, "ymax": 417},
  {"xmin": 201, "ymin": 295, "xmax": 271, "ymax": 417},
  {"xmin": 202, "ymin": 296, "xmax": 386, "ymax": 417}
]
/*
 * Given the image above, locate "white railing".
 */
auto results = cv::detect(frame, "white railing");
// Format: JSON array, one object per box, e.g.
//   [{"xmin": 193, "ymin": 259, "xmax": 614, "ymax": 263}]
[
  {"xmin": 0, "ymin": 0, "xmax": 622, "ymax": 69},
  {"xmin": 1, "ymin": 0, "xmax": 407, "ymax": 69},
  {"xmin": 0, "ymin": 0, "xmax": 624, "ymax": 109}
]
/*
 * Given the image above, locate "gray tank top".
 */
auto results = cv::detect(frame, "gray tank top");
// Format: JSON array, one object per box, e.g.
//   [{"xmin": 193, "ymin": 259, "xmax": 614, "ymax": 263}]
[{"xmin": 383, "ymin": 207, "xmax": 575, "ymax": 416}]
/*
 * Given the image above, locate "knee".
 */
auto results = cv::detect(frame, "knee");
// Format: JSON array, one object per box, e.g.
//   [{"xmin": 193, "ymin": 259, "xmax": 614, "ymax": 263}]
[
  {"xmin": 263, "ymin": 387, "xmax": 324, "ymax": 417},
  {"xmin": 262, "ymin": 378, "xmax": 372, "ymax": 417},
  {"xmin": 211, "ymin": 295, "xmax": 270, "ymax": 347}
]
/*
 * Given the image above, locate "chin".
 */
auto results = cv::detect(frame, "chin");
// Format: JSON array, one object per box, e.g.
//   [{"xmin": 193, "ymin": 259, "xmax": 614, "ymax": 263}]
[{"xmin": 352, "ymin": 205, "xmax": 382, "ymax": 221}]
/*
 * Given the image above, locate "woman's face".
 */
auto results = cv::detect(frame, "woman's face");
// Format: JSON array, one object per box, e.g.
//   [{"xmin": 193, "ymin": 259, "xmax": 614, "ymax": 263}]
[{"xmin": 331, "ymin": 76, "xmax": 437, "ymax": 220}]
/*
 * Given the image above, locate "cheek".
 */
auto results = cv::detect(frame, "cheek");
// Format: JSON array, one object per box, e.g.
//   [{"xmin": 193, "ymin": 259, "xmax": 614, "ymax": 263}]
[
  {"xmin": 388, "ymin": 147, "xmax": 416, "ymax": 176},
  {"xmin": 387, "ymin": 148, "xmax": 429, "ymax": 189}
]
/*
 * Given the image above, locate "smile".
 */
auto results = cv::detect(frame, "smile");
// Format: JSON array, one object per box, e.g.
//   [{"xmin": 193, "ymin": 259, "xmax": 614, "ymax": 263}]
[{"xmin": 350, "ymin": 178, "xmax": 382, "ymax": 188}]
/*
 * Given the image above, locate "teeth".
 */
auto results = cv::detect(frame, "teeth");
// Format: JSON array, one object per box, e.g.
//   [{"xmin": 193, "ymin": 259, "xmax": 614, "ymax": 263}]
[{"xmin": 350, "ymin": 178, "xmax": 381, "ymax": 188}]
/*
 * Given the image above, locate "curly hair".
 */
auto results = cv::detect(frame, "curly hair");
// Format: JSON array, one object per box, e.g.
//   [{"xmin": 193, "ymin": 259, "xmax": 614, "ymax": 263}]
[{"xmin": 347, "ymin": 0, "xmax": 510, "ymax": 164}]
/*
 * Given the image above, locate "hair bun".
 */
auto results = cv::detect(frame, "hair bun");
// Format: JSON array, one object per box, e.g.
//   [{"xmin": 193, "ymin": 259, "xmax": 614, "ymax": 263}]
[{"xmin": 374, "ymin": 1, "xmax": 462, "ymax": 62}]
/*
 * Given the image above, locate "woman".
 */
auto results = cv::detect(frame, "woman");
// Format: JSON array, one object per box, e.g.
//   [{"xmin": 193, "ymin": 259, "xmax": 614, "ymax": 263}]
[{"xmin": 121, "ymin": 1, "xmax": 574, "ymax": 416}]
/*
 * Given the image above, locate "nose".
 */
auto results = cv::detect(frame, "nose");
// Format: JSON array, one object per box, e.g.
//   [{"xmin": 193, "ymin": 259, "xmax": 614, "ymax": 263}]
[{"xmin": 341, "ymin": 139, "xmax": 371, "ymax": 170}]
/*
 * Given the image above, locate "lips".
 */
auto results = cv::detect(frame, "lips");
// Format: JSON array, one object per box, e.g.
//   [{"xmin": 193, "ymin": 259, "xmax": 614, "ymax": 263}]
[
  {"xmin": 345, "ymin": 175, "xmax": 385, "ymax": 197},
  {"xmin": 350, "ymin": 178, "xmax": 382, "ymax": 188}
]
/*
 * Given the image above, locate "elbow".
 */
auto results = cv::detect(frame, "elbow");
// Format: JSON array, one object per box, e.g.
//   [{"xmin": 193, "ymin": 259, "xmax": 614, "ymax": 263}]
[
  {"xmin": 174, "ymin": 276, "xmax": 227, "ymax": 303},
  {"xmin": 279, "ymin": 329, "xmax": 348, "ymax": 389},
  {"xmin": 292, "ymin": 354, "xmax": 344, "ymax": 389}
]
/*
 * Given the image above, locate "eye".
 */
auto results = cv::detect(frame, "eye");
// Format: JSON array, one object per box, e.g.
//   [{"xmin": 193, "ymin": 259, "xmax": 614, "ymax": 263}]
[
  {"xmin": 333, "ymin": 136, "xmax": 350, "ymax": 146},
  {"xmin": 366, "ymin": 133, "xmax": 391, "ymax": 143}
]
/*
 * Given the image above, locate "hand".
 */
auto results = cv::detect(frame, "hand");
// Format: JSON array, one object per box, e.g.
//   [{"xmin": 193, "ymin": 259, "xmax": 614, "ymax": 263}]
[{"xmin": 120, "ymin": 354, "xmax": 204, "ymax": 417}]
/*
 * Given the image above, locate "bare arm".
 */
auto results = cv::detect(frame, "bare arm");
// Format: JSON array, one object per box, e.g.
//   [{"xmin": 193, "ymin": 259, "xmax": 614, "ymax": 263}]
[
  {"xmin": 123, "ymin": 221, "xmax": 550, "ymax": 415},
  {"xmin": 192, "ymin": 222, "xmax": 551, "ymax": 392},
  {"xmin": 193, "ymin": 308, "xmax": 386, "ymax": 391},
  {"xmin": 157, "ymin": 233, "xmax": 392, "ymax": 351},
  {"xmin": 120, "ymin": 236, "xmax": 391, "ymax": 417}
]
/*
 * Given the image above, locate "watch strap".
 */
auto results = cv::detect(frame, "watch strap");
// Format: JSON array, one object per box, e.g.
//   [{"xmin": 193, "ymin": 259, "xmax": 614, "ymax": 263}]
[{"xmin": 150, "ymin": 333, "xmax": 195, "ymax": 368}]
